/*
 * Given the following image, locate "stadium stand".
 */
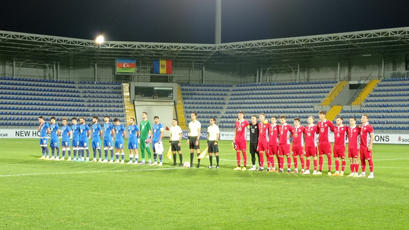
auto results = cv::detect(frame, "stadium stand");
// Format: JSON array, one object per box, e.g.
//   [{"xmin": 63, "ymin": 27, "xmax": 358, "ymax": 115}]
[
  {"xmin": 339, "ymin": 78, "xmax": 409, "ymax": 132},
  {"xmin": 0, "ymin": 77, "xmax": 126, "ymax": 127},
  {"xmin": 181, "ymin": 81, "xmax": 337, "ymax": 129}
]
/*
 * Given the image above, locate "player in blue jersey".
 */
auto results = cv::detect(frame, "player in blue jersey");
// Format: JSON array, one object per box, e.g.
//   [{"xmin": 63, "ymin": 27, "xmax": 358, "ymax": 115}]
[
  {"xmin": 38, "ymin": 116, "xmax": 50, "ymax": 159},
  {"xmin": 79, "ymin": 117, "xmax": 91, "ymax": 162},
  {"xmin": 113, "ymin": 118, "xmax": 126, "ymax": 163},
  {"xmin": 91, "ymin": 116, "xmax": 103, "ymax": 162},
  {"xmin": 60, "ymin": 118, "xmax": 71, "ymax": 160},
  {"xmin": 71, "ymin": 117, "xmax": 81, "ymax": 161},
  {"xmin": 127, "ymin": 117, "xmax": 140, "ymax": 164},
  {"xmin": 49, "ymin": 117, "xmax": 60, "ymax": 160},
  {"xmin": 152, "ymin": 116, "xmax": 164, "ymax": 166},
  {"xmin": 103, "ymin": 116, "xmax": 115, "ymax": 163}
]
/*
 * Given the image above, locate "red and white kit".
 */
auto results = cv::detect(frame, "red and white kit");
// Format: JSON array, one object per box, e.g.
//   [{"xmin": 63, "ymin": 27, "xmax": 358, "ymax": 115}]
[
  {"xmin": 333, "ymin": 125, "xmax": 347, "ymax": 172},
  {"xmin": 234, "ymin": 119, "xmax": 249, "ymax": 167},
  {"xmin": 304, "ymin": 124, "xmax": 318, "ymax": 171},
  {"xmin": 278, "ymin": 123, "xmax": 292, "ymax": 170},
  {"xmin": 257, "ymin": 122, "xmax": 271, "ymax": 168},
  {"xmin": 268, "ymin": 124, "xmax": 280, "ymax": 169},
  {"xmin": 347, "ymin": 125, "xmax": 361, "ymax": 173},
  {"xmin": 316, "ymin": 120, "xmax": 334, "ymax": 172},
  {"xmin": 360, "ymin": 122, "xmax": 374, "ymax": 173},
  {"xmin": 291, "ymin": 125, "xmax": 305, "ymax": 171}
]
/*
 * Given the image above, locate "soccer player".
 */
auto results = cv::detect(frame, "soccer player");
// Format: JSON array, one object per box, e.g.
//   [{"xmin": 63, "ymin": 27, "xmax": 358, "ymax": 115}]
[
  {"xmin": 49, "ymin": 117, "xmax": 60, "ymax": 160},
  {"xmin": 278, "ymin": 115, "xmax": 293, "ymax": 173},
  {"xmin": 249, "ymin": 115, "xmax": 259, "ymax": 171},
  {"xmin": 71, "ymin": 117, "xmax": 80, "ymax": 161},
  {"xmin": 234, "ymin": 111, "xmax": 249, "ymax": 171},
  {"xmin": 347, "ymin": 117, "xmax": 360, "ymax": 177},
  {"xmin": 359, "ymin": 114, "xmax": 375, "ymax": 179},
  {"xmin": 257, "ymin": 113, "xmax": 271, "ymax": 171},
  {"xmin": 127, "ymin": 117, "xmax": 139, "ymax": 164},
  {"xmin": 61, "ymin": 118, "xmax": 71, "ymax": 160},
  {"xmin": 188, "ymin": 112, "xmax": 201, "ymax": 168},
  {"xmin": 103, "ymin": 116, "xmax": 115, "ymax": 163},
  {"xmin": 303, "ymin": 116, "xmax": 318, "ymax": 175},
  {"xmin": 291, "ymin": 118, "xmax": 305, "ymax": 173},
  {"xmin": 91, "ymin": 116, "xmax": 103, "ymax": 162},
  {"xmin": 152, "ymin": 116, "xmax": 164, "ymax": 166},
  {"xmin": 207, "ymin": 117, "xmax": 220, "ymax": 168},
  {"xmin": 268, "ymin": 116, "xmax": 279, "ymax": 172},
  {"xmin": 169, "ymin": 119, "xmax": 183, "ymax": 166},
  {"xmin": 333, "ymin": 116, "xmax": 347, "ymax": 176},
  {"xmin": 79, "ymin": 117, "xmax": 90, "ymax": 162},
  {"xmin": 139, "ymin": 112, "xmax": 153, "ymax": 165},
  {"xmin": 316, "ymin": 111, "xmax": 335, "ymax": 175},
  {"xmin": 113, "ymin": 118, "xmax": 126, "ymax": 163},
  {"xmin": 38, "ymin": 116, "xmax": 50, "ymax": 159}
]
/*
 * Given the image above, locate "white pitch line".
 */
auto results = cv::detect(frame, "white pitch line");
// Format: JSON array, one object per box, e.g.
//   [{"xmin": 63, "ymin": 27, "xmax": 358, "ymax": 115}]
[{"xmin": 0, "ymin": 167, "xmax": 184, "ymax": 178}]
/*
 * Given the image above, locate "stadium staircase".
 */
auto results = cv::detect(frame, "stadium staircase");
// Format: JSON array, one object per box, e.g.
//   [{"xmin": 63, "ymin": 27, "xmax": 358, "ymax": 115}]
[
  {"xmin": 0, "ymin": 77, "xmax": 126, "ymax": 127},
  {"xmin": 122, "ymin": 83, "xmax": 136, "ymax": 121},
  {"xmin": 176, "ymin": 85, "xmax": 187, "ymax": 130},
  {"xmin": 352, "ymin": 80, "xmax": 380, "ymax": 105},
  {"xmin": 320, "ymin": 81, "xmax": 348, "ymax": 106},
  {"xmin": 326, "ymin": 105, "xmax": 343, "ymax": 121}
]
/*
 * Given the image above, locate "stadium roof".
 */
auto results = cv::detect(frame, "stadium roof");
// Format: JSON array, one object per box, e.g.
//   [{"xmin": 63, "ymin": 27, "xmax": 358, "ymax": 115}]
[{"xmin": 0, "ymin": 27, "xmax": 409, "ymax": 66}]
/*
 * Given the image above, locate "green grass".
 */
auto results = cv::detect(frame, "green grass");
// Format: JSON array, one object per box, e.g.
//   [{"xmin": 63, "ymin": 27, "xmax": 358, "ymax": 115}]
[{"xmin": 0, "ymin": 139, "xmax": 408, "ymax": 230}]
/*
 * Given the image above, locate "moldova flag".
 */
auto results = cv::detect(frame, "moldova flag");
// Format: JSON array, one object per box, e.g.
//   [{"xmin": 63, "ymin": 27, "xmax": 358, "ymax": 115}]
[
  {"xmin": 153, "ymin": 59, "xmax": 172, "ymax": 74},
  {"xmin": 116, "ymin": 59, "xmax": 136, "ymax": 73}
]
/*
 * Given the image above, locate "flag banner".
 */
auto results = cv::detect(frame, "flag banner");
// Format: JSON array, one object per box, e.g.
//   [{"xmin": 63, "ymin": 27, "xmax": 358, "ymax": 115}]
[
  {"xmin": 153, "ymin": 59, "xmax": 172, "ymax": 74},
  {"xmin": 116, "ymin": 59, "xmax": 136, "ymax": 73},
  {"xmin": 198, "ymin": 147, "xmax": 208, "ymax": 160}
]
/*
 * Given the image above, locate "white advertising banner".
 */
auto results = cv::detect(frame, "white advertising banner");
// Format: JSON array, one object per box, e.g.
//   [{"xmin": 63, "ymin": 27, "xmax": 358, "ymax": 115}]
[{"xmin": 0, "ymin": 129, "xmax": 40, "ymax": 138}]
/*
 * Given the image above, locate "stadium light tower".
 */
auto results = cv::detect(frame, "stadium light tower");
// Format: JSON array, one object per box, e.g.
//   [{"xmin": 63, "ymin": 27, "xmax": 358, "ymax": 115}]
[
  {"xmin": 215, "ymin": 0, "xmax": 222, "ymax": 44},
  {"xmin": 95, "ymin": 34, "xmax": 105, "ymax": 45}
]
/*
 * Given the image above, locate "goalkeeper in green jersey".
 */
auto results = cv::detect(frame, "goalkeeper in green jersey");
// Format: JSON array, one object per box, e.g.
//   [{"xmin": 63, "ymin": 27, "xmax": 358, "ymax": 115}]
[{"xmin": 139, "ymin": 112, "xmax": 153, "ymax": 165}]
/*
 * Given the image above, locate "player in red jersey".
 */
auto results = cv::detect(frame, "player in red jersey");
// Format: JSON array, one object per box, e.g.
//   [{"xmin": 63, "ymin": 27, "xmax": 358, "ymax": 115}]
[
  {"xmin": 257, "ymin": 113, "xmax": 271, "ymax": 171},
  {"xmin": 316, "ymin": 111, "xmax": 335, "ymax": 176},
  {"xmin": 332, "ymin": 116, "xmax": 347, "ymax": 176},
  {"xmin": 303, "ymin": 116, "xmax": 318, "ymax": 175},
  {"xmin": 290, "ymin": 118, "xmax": 305, "ymax": 173},
  {"xmin": 234, "ymin": 112, "xmax": 249, "ymax": 171},
  {"xmin": 278, "ymin": 115, "xmax": 293, "ymax": 173},
  {"xmin": 359, "ymin": 114, "xmax": 375, "ymax": 179},
  {"xmin": 347, "ymin": 117, "xmax": 361, "ymax": 177},
  {"xmin": 268, "ymin": 116, "xmax": 279, "ymax": 172}
]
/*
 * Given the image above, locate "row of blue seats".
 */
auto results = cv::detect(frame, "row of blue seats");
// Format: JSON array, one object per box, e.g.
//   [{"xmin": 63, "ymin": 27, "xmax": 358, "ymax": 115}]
[
  {"xmin": 370, "ymin": 120, "xmax": 409, "ymax": 124},
  {"xmin": 0, "ymin": 86, "xmax": 79, "ymax": 93},
  {"xmin": 231, "ymin": 95, "xmax": 323, "ymax": 100},
  {"xmin": 365, "ymin": 104, "xmax": 409, "ymax": 107},
  {"xmin": 382, "ymin": 77, "xmax": 409, "ymax": 82},
  {"xmin": 180, "ymin": 83, "xmax": 232, "ymax": 88},
  {"xmin": 86, "ymin": 100, "xmax": 124, "ymax": 104},
  {"xmin": 377, "ymin": 83, "xmax": 409, "ymax": 87},
  {"xmin": 371, "ymin": 93, "xmax": 409, "ymax": 97},
  {"xmin": 78, "ymin": 85, "xmax": 122, "ymax": 90},
  {"xmin": 0, "ymin": 106, "xmax": 89, "ymax": 112},
  {"xmin": 0, "ymin": 101, "xmax": 123, "ymax": 108},
  {"xmin": 0, "ymin": 112, "xmax": 125, "ymax": 118},
  {"xmin": 224, "ymin": 109, "xmax": 313, "ymax": 114},
  {"xmin": 78, "ymin": 81, "xmax": 121, "ymax": 85},
  {"xmin": 82, "ymin": 90, "xmax": 123, "ymax": 94},
  {"xmin": 373, "ymin": 88, "xmax": 409, "ymax": 92},
  {"xmin": 231, "ymin": 90, "xmax": 328, "ymax": 96},
  {"xmin": 0, "ymin": 81, "xmax": 76, "ymax": 88},
  {"xmin": 342, "ymin": 109, "xmax": 409, "ymax": 113},
  {"xmin": 183, "ymin": 97, "xmax": 225, "ymax": 101},
  {"xmin": 365, "ymin": 98, "xmax": 409, "ymax": 102},
  {"xmin": 0, "ymin": 96, "xmax": 84, "ymax": 102},
  {"xmin": 184, "ymin": 106, "xmax": 223, "ymax": 110},
  {"xmin": 339, "ymin": 114, "xmax": 409, "ymax": 119},
  {"xmin": 236, "ymin": 81, "xmax": 336, "ymax": 87},
  {"xmin": 0, "ymin": 91, "xmax": 81, "ymax": 98},
  {"xmin": 227, "ymin": 103, "xmax": 311, "ymax": 108},
  {"xmin": 0, "ymin": 76, "xmax": 75, "ymax": 84},
  {"xmin": 232, "ymin": 86, "xmax": 332, "ymax": 92},
  {"xmin": 183, "ymin": 93, "xmax": 227, "ymax": 96},
  {"xmin": 183, "ymin": 101, "xmax": 225, "ymax": 105},
  {"xmin": 181, "ymin": 88, "xmax": 230, "ymax": 92}
]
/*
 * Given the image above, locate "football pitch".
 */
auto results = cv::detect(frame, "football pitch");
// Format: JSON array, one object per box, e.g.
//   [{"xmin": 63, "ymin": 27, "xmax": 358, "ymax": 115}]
[{"xmin": 0, "ymin": 139, "xmax": 408, "ymax": 230}]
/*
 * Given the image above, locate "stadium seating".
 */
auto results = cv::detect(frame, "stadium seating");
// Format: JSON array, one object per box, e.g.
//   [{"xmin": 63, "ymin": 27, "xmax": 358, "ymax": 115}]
[
  {"xmin": 181, "ymin": 81, "xmax": 336, "ymax": 129},
  {"xmin": 0, "ymin": 77, "xmax": 125, "ymax": 127},
  {"xmin": 338, "ymin": 78, "xmax": 409, "ymax": 132}
]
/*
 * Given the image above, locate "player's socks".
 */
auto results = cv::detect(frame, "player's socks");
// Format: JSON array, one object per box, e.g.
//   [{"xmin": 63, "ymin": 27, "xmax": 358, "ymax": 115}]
[
  {"xmin": 73, "ymin": 149, "xmax": 77, "ymax": 158},
  {"xmin": 135, "ymin": 154, "xmax": 139, "ymax": 163},
  {"xmin": 279, "ymin": 157, "xmax": 284, "ymax": 170},
  {"xmin": 306, "ymin": 159, "xmax": 310, "ymax": 170},
  {"xmin": 335, "ymin": 160, "xmax": 340, "ymax": 171},
  {"xmin": 251, "ymin": 153, "xmax": 256, "ymax": 166},
  {"xmin": 93, "ymin": 148, "xmax": 97, "ymax": 159},
  {"xmin": 172, "ymin": 153, "xmax": 177, "ymax": 165},
  {"xmin": 287, "ymin": 156, "xmax": 291, "ymax": 169},
  {"xmin": 216, "ymin": 155, "xmax": 219, "ymax": 166},
  {"xmin": 319, "ymin": 156, "xmax": 324, "ymax": 171},
  {"xmin": 153, "ymin": 153, "xmax": 157, "ymax": 163},
  {"xmin": 51, "ymin": 147, "xmax": 55, "ymax": 157},
  {"xmin": 368, "ymin": 158, "xmax": 374, "ymax": 173},
  {"xmin": 350, "ymin": 163, "xmax": 354, "ymax": 173},
  {"xmin": 190, "ymin": 153, "xmax": 194, "ymax": 166},
  {"xmin": 121, "ymin": 152, "xmax": 125, "ymax": 161},
  {"xmin": 98, "ymin": 149, "xmax": 102, "ymax": 159},
  {"xmin": 242, "ymin": 151, "xmax": 247, "ymax": 167},
  {"xmin": 62, "ymin": 148, "xmax": 66, "ymax": 158},
  {"xmin": 342, "ymin": 160, "xmax": 346, "ymax": 172},
  {"xmin": 328, "ymin": 156, "xmax": 332, "ymax": 172},
  {"xmin": 116, "ymin": 153, "xmax": 119, "ymax": 160},
  {"xmin": 158, "ymin": 154, "xmax": 163, "ymax": 163},
  {"xmin": 361, "ymin": 159, "xmax": 366, "ymax": 172},
  {"xmin": 209, "ymin": 155, "xmax": 213, "ymax": 166},
  {"xmin": 110, "ymin": 151, "xmax": 114, "ymax": 161},
  {"xmin": 86, "ymin": 149, "xmax": 89, "ymax": 158},
  {"xmin": 129, "ymin": 154, "xmax": 134, "ymax": 163},
  {"xmin": 293, "ymin": 156, "xmax": 298, "ymax": 169},
  {"xmin": 179, "ymin": 154, "xmax": 183, "ymax": 164},
  {"xmin": 56, "ymin": 148, "xmax": 59, "ymax": 158},
  {"xmin": 300, "ymin": 157, "xmax": 305, "ymax": 170},
  {"xmin": 45, "ymin": 147, "xmax": 49, "ymax": 157},
  {"xmin": 259, "ymin": 153, "xmax": 264, "ymax": 168},
  {"xmin": 355, "ymin": 163, "xmax": 359, "ymax": 173},
  {"xmin": 146, "ymin": 148, "xmax": 152, "ymax": 160},
  {"xmin": 104, "ymin": 149, "xmax": 108, "ymax": 159},
  {"xmin": 41, "ymin": 147, "xmax": 45, "ymax": 157},
  {"xmin": 236, "ymin": 151, "xmax": 241, "ymax": 167},
  {"xmin": 313, "ymin": 159, "xmax": 318, "ymax": 170}
]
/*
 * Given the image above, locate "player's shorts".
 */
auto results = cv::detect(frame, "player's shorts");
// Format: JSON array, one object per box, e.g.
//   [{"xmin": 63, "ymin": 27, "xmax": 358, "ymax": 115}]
[
  {"xmin": 92, "ymin": 139, "xmax": 101, "ymax": 149},
  {"xmin": 61, "ymin": 140, "xmax": 70, "ymax": 147},
  {"xmin": 188, "ymin": 136, "xmax": 200, "ymax": 149},
  {"xmin": 348, "ymin": 147, "xmax": 358, "ymax": 158},
  {"xmin": 360, "ymin": 146, "xmax": 372, "ymax": 160},
  {"xmin": 268, "ymin": 145, "xmax": 278, "ymax": 156},
  {"xmin": 305, "ymin": 145, "xmax": 317, "ymax": 157},
  {"xmin": 40, "ymin": 137, "xmax": 48, "ymax": 147},
  {"xmin": 79, "ymin": 139, "xmax": 89, "ymax": 148},
  {"xmin": 279, "ymin": 144, "xmax": 290, "ymax": 156},
  {"xmin": 292, "ymin": 145, "xmax": 304, "ymax": 156},
  {"xmin": 72, "ymin": 138, "xmax": 80, "ymax": 147},
  {"xmin": 171, "ymin": 141, "xmax": 181, "ymax": 152},
  {"xmin": 257, "ymin": 140, "xmax": 268, "ymax": 152},
  {"xmin": 249, "ymin": 142, "xmax": 258, "ymax": 154},
  {"xmin": 318, "ymin": 142, "xmax": 331, "ymax": 156},
  {"xmin": 50, "ymin": 137, "xmax": 59, "ymax": 148},
  {"xmin": 103, "ymin": 138, "xmax": 113, "ymax": 148},
  {"xmin": 208, "ymin": 141, "xmax": 219, "ymax": 153},
  {"xmin": 333, "ymin": 145, "xmax": 345, "ymax": 158},
  {"xmin": 128, "ymin": 140, "xmax": 138, "ymax": 150},
  {"xmin": 235, "ymin": 139, "xmax": 247, "ymax": 151},
  {"xmin": 115, "ymin": 140, "xmax": 124, "ymax": 149}
]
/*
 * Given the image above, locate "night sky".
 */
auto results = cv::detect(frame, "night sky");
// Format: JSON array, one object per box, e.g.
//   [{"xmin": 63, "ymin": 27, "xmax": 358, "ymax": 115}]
[{"xmin": 1, "ymin": 0, "xmax": 409, "ymax": 43}]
